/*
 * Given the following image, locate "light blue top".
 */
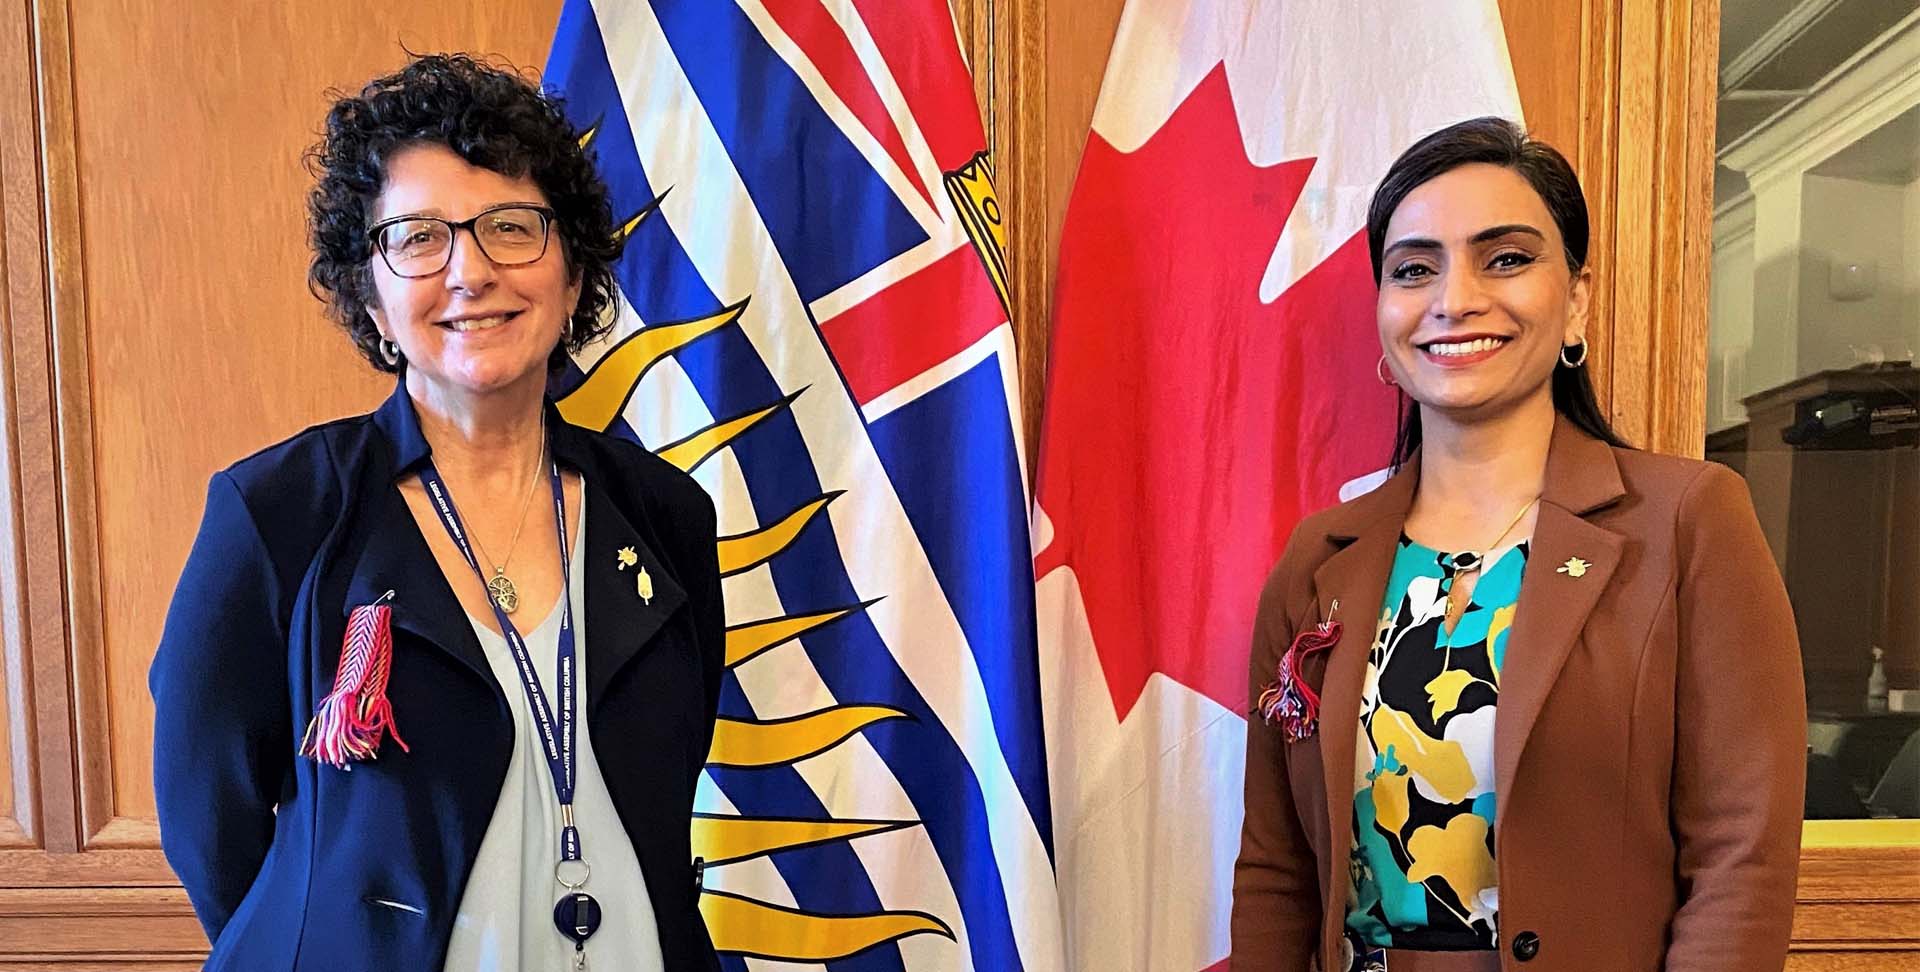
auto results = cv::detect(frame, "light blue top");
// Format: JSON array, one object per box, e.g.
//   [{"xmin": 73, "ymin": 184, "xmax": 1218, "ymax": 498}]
[{"xmin": 442, "ymin": 497, "xmax": 665, "ymax": 972}]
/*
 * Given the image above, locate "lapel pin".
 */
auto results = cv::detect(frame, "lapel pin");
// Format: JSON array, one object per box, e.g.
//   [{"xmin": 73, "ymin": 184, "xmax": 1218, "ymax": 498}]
[
  {"xmin": 638, "ymin": 566, "xmax": 654, "ymax": 605},
  {"xmin": 1256, "ymin": 598, "xmax": 1342, "ymax": 743},
  {"xmin": 299, "ymin": 590, "xmax": 409, "ymax": 770},
  {"xmin": 1558, "ymin": 557, "xmax": 1591, "ymax": 578},
  {"xmin": 616, "ymin": 547, "xmax": 638, "ymax": 570}
]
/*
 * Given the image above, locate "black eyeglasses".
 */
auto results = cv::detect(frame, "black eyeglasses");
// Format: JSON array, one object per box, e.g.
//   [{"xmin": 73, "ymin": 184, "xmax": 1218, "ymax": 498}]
[{"xmin": 366, "ymin": 204, "xmax": 557, "ymax": 278}]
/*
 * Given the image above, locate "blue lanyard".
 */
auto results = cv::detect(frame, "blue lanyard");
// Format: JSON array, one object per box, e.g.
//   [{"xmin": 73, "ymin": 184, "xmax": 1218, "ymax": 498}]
[{"xmin": 418, "ymin": 455, "xmax": 583, "ymax": 864}]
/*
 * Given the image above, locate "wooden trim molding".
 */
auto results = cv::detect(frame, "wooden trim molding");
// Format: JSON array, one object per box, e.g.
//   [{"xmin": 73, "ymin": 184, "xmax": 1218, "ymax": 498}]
[
  {"xmin": 1793, "ymin": 845, "xmax": 1920, "ymax": 959},
  {"xmin": 4, "ymin": 0, "xmax": 80, "ymax": 858},
  {"xmin": 995, "ymin": 0, "xmax": 1047, "ymax": 458},
  {"xmin": 1562, "ymin": 0, "xmax": 1717, "ymax": 458},
  {"xmin": 34, "ymin": 0, "xmax": 123, "ymax": 851},
  {"xmin": 0, "ymin": 0, "xmax": 42, "ymax": 855},
  {"xmin": 949, "ymin": 0, "xmax": 1046, "ymax": 461},
  {"xmin": 1574, "ymin": 0, "xmax": 1621, "ymax": 432},
  {"xmin": 1598, "ymin": 0, "xmax": 1718, "ymax": 458},
  {"xmin": 0, "ymin": 886, "xmax": 205, "ymax": 969}
]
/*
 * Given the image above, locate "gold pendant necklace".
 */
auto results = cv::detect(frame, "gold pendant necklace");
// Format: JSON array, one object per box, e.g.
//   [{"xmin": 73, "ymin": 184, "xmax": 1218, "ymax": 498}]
[
  {"xmin": 1443, "ymin": 497, "xmax": 1538, "ymax": 631},
  {"xmin": 470, "ymin": 420, "xmax": 547, "ymax": 614},
  {"xmin": 486, "ymin": 569, "xmax": 521, "ymax": 614}
]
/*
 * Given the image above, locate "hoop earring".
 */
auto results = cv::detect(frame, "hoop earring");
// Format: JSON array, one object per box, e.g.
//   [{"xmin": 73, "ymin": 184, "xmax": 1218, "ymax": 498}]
[
  {"xmin": 378, "ymin": 338, "xmax": 403, "ymax": 367},
  {"xmin": 1559, "ymin": 341, "xmax": 1588, "ymax": 368},
  {"xmin": 1376, "ymin": 355, "xmax": 1397, "ymax": 387}
]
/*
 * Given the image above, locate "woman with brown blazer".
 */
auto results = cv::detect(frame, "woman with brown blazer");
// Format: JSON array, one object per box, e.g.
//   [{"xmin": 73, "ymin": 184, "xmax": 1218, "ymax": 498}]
[{"xmin": 1231, "ymin": 118, "xmax": 1805, "ymax": 972}]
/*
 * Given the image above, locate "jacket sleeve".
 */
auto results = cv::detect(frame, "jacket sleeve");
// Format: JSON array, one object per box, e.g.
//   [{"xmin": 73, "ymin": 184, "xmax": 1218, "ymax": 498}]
[
  {"xmin": 149, "ymin": 471, "xmax": 292, "ymax": 942},
  {"xmin": 1666, "ymin": 463, "xmax": 1805, "ymax": 972},
  {"xmin": 1231, "ymin": 533, "xmax": 1324, "ymax": 972}
]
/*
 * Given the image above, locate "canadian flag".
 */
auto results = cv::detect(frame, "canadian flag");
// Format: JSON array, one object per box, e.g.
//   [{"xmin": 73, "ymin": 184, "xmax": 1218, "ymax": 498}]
[{"xmin": 1033, "ymin": 3, "xmax": 1522, "ymax": 969}]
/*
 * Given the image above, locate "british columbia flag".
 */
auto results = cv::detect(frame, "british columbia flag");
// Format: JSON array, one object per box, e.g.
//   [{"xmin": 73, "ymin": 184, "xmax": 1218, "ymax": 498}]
[{"xmin": 544, "ymin": 2, "xmax": 1062, "ymax": 970}]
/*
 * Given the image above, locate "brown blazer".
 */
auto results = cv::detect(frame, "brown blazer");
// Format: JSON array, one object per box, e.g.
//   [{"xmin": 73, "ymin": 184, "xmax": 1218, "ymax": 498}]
[{"xmin": 1232, "ymin": 417, "xmax": 1806, "ymax": 972}]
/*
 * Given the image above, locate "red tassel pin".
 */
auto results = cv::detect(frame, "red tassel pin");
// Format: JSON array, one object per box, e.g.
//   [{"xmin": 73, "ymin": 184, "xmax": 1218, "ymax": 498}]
[
  {"xmin": 1256, "ymin": 599, "xmax": 1342, "ymax": 743},
  {"xmin": 300, "ymin": 590, "xmax": 409, "ymax": 769}
]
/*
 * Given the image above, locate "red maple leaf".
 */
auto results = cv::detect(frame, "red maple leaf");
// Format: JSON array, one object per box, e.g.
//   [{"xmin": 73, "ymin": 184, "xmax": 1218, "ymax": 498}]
[{"xmin": 1034, "ymin": 64, "xmax": 1397, "ymax": 719}]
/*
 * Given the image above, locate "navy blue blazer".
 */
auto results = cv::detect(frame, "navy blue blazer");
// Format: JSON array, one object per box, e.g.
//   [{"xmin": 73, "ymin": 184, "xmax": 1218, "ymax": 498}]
[{"xmin": 150, "ymin": 383, "xmax": 724, "ymax": 972}]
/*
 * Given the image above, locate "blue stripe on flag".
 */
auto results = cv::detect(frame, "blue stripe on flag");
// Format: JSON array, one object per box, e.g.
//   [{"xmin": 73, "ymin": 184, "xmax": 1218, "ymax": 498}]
[
  {"xmin": 647, "ymin": 0, "xmax": 928, "ymax": 302},
  {"xmin": 547, "ymin": 2, "xmax": 722, "ymax": 325},
  {"xmin": 867, "ymin": 356, "xmax": 1053, "ymax": 855}
]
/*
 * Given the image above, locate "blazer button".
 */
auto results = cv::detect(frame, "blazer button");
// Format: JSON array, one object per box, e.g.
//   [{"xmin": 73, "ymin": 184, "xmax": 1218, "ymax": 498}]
[{"xmin": 1512, "ymin": 931, "xmax": 1541, "ymax": 961}]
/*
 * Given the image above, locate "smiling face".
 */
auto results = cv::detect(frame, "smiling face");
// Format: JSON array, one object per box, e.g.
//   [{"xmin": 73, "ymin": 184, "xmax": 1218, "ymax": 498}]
[
  {"xmin": 365, "ymin": 143, "xmax": 581, "ymax": 405},
  {"xmin": 1375, "ymin": 163, "xmax": 1591, "ymax": 423}
]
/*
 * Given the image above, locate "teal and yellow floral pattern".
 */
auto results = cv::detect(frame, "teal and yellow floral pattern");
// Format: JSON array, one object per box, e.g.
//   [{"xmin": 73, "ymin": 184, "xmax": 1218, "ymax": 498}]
[{"xmin": 1346, "ymin": 536, "xmax": 1527, "ymax": 950}]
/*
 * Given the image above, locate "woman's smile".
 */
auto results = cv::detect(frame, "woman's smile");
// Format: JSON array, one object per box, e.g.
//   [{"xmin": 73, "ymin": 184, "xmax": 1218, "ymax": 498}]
[
  {"xmin": 436, "ymin": 310, "xmax": 523, "ymax": 333},
  {"xmin": 1417, "ymin": 333, "xmax": 1513, "ymax": 367}
]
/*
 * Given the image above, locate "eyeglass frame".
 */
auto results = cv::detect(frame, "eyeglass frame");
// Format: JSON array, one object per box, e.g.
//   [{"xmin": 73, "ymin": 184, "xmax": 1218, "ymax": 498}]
[{"xmin": 364, "ymin": 203, "xmax": 559, "ymax": 279}]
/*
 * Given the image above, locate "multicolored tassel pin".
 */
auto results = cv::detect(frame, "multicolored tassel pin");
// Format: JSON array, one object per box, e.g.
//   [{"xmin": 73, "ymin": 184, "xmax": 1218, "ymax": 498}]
[
  {"xmin": 299, "ymin": 590, "xmax": 409, "ymax": 769},
  {"xmin": 1256, "ymin": 599, "xmax": 1342, "ymax": 743}
]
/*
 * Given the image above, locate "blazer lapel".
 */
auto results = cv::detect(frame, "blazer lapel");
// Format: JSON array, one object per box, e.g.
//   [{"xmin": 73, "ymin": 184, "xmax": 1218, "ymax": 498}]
[
  {"xmin": 339, "ymin": 482, "xmax": 494, "ymax": 689},
  {"xmin": 579, "ymin": 474, "xmax": 688, "ymax": 713},
  {"xmin": 340, "ymin": 383, "xmax": 493, "ymax": 687},
  {"xmin": 1306, "ymin": 460, "xmax": 1417, "ymax": 934},
  {"xmin": 1493, "ymin": 418, "xmax": 1627, "ymax": 827},
  {"xmin": 1493, "ymin": 505, "xmax": 1621, "ymax": 798}
]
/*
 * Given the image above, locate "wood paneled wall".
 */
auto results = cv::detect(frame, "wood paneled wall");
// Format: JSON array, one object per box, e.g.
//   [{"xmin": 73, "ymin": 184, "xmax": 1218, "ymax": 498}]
[{"xmin": 0, "ymin": 0, "xmax": 1912, "ymax": 967}]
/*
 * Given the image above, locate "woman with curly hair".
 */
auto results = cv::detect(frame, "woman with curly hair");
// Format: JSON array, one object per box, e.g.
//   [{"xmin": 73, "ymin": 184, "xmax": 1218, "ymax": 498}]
[{"xmin": 149, "ymin": 54, "xmax": 723, "ymax": 972}]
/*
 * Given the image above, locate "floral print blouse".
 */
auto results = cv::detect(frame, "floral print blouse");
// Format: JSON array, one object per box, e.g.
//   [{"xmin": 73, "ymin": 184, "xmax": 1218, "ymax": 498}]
[{"xmin": 1346, "ymin": 535, "xmax": 1528, "ymax": 951}]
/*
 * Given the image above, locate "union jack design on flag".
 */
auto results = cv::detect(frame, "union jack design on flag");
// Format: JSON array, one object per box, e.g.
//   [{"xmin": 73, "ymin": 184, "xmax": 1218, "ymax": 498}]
[{"xmin": 544, "ymin": 2, "xmax": 1061, "ymax": 969}]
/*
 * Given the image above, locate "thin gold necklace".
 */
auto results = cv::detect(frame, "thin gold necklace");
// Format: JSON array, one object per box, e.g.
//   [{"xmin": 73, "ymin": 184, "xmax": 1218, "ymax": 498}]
[
  {"xmin": 467, "ymin": 417, "xmax": 546, "ymax": 614},
  {"xmin": 1443, "ymin": 497, "xmax": 1537, "ymax": 631}
]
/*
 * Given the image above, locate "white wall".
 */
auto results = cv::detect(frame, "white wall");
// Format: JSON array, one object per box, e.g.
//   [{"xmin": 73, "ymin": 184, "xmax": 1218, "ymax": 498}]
[
  {"xmin": 1794, "ymin": 174, "xmax": 1915, "ymax": 375},
  {"xmin": 1907, "ymin": 170, "xmax": 1920, "ymax": 334},
  {"xmin": 1708, "ymin": 200, "xmax": 1756, "ymax": 433},
  {"xmin": 1710, "ymin": 170, "xmax": 1920, "ymax": 432}
]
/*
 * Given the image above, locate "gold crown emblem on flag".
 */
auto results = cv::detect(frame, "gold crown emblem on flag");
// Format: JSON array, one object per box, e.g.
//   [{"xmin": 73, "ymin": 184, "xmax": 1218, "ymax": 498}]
[{"xmin": 943, "ymin": 151, "xmax": 1011, "ymax": 313}]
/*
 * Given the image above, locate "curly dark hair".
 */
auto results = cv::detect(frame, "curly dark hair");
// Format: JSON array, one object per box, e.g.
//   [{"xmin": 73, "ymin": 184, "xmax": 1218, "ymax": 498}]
[{"xmin": 306, "ymin": 53, "xmax": 620, "ymax": 373}]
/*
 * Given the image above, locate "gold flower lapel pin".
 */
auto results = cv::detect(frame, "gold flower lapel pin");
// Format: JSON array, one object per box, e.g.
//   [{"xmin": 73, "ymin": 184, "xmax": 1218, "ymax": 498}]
[
  {"xmin": 1558, "ymin": 557, "xmax": 1591, "ymax": 578},
  {"xmin": 615, "ymin": 546, "xmax": 653, "ymax": 604}
]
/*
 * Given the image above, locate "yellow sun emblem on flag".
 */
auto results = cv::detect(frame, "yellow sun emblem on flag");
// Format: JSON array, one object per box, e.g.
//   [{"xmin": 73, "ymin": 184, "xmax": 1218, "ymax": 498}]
[{"xmin": 555, "ymin": 167, "xmax": 950, "ymax": 961}]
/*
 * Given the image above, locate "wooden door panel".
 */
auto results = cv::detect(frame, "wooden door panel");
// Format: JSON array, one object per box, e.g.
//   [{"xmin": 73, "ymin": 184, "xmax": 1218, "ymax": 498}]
[{"xmin": 60, "ymin": 0, "xmax": 565, "ymax": 846}]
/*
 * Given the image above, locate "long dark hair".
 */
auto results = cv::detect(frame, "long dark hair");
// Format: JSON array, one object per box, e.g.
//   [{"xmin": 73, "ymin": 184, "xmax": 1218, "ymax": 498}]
[{"xmin": 1365, "ymin": 116, "xmax": 1628, "ymax": 467}]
